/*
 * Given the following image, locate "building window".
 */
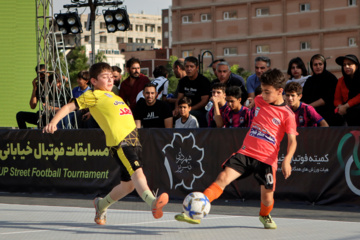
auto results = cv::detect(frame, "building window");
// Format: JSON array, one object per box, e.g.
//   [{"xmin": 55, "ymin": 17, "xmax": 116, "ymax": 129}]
[
  {"xmin": 182, "ymin": 50, "xmax": 193, "ymax": 58},
  {"xmin": 349, "ymin": 37, "xmax": 357, "ymax": 46},
  {"xmin": 100, "ymin": 22, "xmax": 106, "ymax": 29},
  {"xmin": 164, "ymin": 16, "xmax": 169, "ymax": 23},
  {"xmin": 84, "ymin": 36, "xmax": 90, "ymax": 42},
  {"xmin": 136, "ymin": 25, "xmax": 143, "ymax": 31},
  {"xmin": 224, "ymin": 47, "xmax": 237, "ymax": 56},
  {"xmin": 256, "ymin": 8, "xmax": 269, "ymax": 17},
  {"xmin": 256, "ymin": 45, "xmax": 270, "ymax": 53},
  {"xmin": 157, "ymin": 26, "xmax": 162, "ymax": 32},
  {"xmin": 117, "ymin": 37, "xmax": 124, "ymax": 43},
  {"xmin": 300, "ymin": 3, "xmax": 310, "ymax": 12},
  {"xmin": 129, "ymin": 24, "xmax": 133, "ymax": 31},
  {"xmin": 223, "ymin": 11, "xmax": 237, "ymax": 20},
  {"xmin": 348, "ymin": 0, "xmax": 357, "ymax": 6},
  {"xmin": 300, "ymin": 41, "xmax": 311, "ymax": 50},
  {"xmin": 157, "ymin": 39, "xmax": 161, "ymax": 45},
  {"xmin": 182, "ymin": 15, "xmax": 192, "ymax": 24},
  {"xmin": 141, "ymin": 68, "xmax": 149, "ymax": 76},
  {"xmin": 136, "ymin": 38, "xmax": 144, "ymax": 43},
  {"xmin": 201, "ymin": 13, "xmax": 211, "ymax": 22},
  {"xmin": 145, "ymin": 24, "xmax": 155, "ymax": 32},
  {"xmin": 164, "ymin": 31, "xmax": 169, "ymax": 38},
  {"xmin": 128, "ymin": 37, "xmax": 133, "ymax": 43},
  {"xmin": 100, "ymin": 36, "xmax": 107, "ymax": 43}
]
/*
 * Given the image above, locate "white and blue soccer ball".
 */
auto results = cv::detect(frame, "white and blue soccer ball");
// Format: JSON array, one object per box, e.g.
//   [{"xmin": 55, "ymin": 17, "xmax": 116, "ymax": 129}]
[{"xmin": 182, "ymin": 192, "xmax": 211, "ymax": 220}]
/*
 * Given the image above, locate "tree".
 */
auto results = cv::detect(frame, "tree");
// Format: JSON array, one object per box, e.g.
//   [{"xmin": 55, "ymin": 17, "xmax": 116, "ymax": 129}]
[
  {"xmin": 95, "ymin": 51, "xmax": 107, "ymax": 63},
  {"xmin": 66, "ymin": 46, "xmax": 89, "ymax": 87}
]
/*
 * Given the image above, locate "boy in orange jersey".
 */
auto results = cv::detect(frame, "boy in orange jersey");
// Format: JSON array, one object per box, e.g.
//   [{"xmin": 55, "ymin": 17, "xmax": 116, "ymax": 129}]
[
  {"xmin": 43, "ymin": 62, "xmax": 168, "ymax": 225},
  {"xmin": 175, "ymin": 69, "xmax": 298, "ymax": 229}
]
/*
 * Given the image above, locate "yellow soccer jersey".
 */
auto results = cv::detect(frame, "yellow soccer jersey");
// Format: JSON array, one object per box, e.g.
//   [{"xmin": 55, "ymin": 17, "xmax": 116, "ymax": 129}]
[{"xmin": 75, "ymin": 90, "xmax": 136, "ymax": 146}]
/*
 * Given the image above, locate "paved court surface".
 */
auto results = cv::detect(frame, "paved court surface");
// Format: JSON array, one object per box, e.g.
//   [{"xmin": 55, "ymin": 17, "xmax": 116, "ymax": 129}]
[{"xmin": 1, "ymin": 193, "xmax": 360, "ymax": 240}]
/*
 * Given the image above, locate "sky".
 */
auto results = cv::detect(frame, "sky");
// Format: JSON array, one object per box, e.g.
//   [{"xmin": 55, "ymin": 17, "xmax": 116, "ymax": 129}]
[{"xmin": 53, "ymin": 0, "xmax": 172, "ymax": 16}]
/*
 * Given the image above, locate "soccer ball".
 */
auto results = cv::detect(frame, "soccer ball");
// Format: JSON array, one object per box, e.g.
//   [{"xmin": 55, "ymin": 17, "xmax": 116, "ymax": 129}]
[{"xmin": 182, "ymin": 192, "xmax": 211, "ymax": 220}]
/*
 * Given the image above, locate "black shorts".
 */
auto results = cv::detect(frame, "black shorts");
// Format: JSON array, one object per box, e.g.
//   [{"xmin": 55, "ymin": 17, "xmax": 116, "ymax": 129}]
[
  {"xmin": 110, "ymin": 145, "xmax": 143, "ymax": 182},
  {"xmin": 223, "ymin": 153, "xmax": 276, "ymax": 191}
]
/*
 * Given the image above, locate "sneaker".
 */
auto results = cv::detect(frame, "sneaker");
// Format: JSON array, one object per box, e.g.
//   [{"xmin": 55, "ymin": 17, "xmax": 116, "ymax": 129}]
[
  {"xmin": 259, "ymin": 215, "xmax": 277, "ymax": 229},
  {"xmin": 174, "ymin": 212, "xmax": 201, "ymax": 224},
  {"xmin": 152, "ymin": 193, "xmax": 169, "ymax": 219},
  {"xmin": 93, "ymin": 197, "xmax": 107, "ymax": 225}
]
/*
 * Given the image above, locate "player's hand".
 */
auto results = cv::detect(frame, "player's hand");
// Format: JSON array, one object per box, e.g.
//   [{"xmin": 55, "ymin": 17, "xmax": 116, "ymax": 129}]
[
  {"xmin": 82, "ymin": 112, "xmax": 91, "ymax": 121},
  {"xmin": 281, "ymin": 161, "xmax": 292, "ymax": 179},
  {"xmin": 42, "ymin": 123, "xmax": 57, "ymax": 134},
  {"xmin": 172, "ymin": 108, "xmax": 179, "ymax": 117},
  {"xmin": 338, "ymin": 104, "xmax": 347, "ymax": 115}
]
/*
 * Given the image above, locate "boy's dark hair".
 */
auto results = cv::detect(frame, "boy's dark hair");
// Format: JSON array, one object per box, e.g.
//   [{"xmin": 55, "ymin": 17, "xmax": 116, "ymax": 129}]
[
  {"xmin": 89, "ymin": 62, "xmax": 112, "ymax": 80},
  {"xmin": 77, "ymin": 70, "xmax": 90, "ymax": 82},
  {"xmin": 211, "ymin": 82, "xmax": 226, "ymax": 93},
  {"xmin": 153, "ymin": 65, "xmax": 168, "ymax": 78},
  {"xmin": 260, "ymin": 68, "xmax": 286, "ymax": 90},
  {"xmin": 143, "ymin": 82, "xmax": 157, "ymax": 91},
  {"xmin": 287, "ymin": 57, "xmax": 308, "ymax": 78},
  {"xmin": 111, "ymin": 66, "xmax": 122, "ymax": 73},
  {"xmin": 254, "ymin": 85, "xmax": 262, "ymax": 96},
  {"xmin": 174, "ymin": 59, "xmax": 185, "ymax": 70},
  {"xmin": 126, "ymin": 57, "xmax": 141, "ymax": 68},
  {"xmin": 226, "ymin": 86, "xmax": 242, "ymax": 99},
  {"xmin": 178, "ymin": 96, "xmax": 192, "ymax": 106},
  {"xmin": 284, "ymin": 82, "xmax": 302, "ymax": 95},
  {"xmin": 184, "ymin": 56, "xmax": 199, "ymax": 67},
  {"xmin": 35, "ymin": 64, "xmax": 45, "ymax": 72}
]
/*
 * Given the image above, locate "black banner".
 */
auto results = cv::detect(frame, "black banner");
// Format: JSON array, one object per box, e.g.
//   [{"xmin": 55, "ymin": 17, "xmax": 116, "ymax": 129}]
[{"xmin": 0, "ymin": 127, "xmax": 359, "ymax": 205}]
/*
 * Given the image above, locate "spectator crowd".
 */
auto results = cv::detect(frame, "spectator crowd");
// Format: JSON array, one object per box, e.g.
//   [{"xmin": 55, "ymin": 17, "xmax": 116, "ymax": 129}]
[{"xmin": 17, "ymin": 53, "xmax": 360, "ymax": 129}]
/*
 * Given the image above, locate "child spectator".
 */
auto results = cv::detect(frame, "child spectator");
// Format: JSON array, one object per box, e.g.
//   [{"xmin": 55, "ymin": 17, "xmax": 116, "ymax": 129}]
[
  {"xmin": 175, "ymin": 97, "xmax": 199, "ymax": 128},
  {"xmin": 208, "ymin": 83, "xmax": 230, "ymax": 128},
  {"xmin": 285, "ymin": 82, "xmax": 329, "ymax": 127},
  {"xmin": 43, "ymin": 62, "xmax": 168, "ymax": 225},
  {"xmin": 224, "ymin": 86, "xmax": 250, "ymax": 128},
  {"xmin": 72, "ymin": 70, "xmax": 91, "ymax": 98}
]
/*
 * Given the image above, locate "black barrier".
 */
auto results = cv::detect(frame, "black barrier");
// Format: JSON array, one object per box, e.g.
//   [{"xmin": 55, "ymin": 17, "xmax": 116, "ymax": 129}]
[{"xmin": 0, "ymin": 127, "xmax": 359, "ymax": 205}]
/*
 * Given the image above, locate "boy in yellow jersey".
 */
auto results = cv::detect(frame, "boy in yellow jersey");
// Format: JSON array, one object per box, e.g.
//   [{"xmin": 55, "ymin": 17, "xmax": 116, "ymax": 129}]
[{"xmin": 43, "ymin": 62, "xmax": 168, "ymax": 225}]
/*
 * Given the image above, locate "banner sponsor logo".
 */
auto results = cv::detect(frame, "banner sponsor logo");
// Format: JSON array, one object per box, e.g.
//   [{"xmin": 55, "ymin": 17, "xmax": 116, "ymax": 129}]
[
  {"xmin": 337, "ymin": 131, "xmax": 360, "ymax": 196},
  {"xmin": 162, "ymin": 133, "xmax": 204, "ymax": 190}
]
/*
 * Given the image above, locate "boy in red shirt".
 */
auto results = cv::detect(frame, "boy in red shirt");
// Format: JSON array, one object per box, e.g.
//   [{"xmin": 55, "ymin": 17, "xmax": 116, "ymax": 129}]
[{"xmin": 175, "ymin": 69, "xmax": 298, "ymax": 229}]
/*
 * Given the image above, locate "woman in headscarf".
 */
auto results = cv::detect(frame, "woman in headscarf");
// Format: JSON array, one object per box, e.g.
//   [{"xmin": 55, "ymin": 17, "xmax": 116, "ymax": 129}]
[
  {"xmin": 302, "ymin": 54, "xmax": 344, "ymax": 126},
  {"xmin": 286, "ymin": 57, "xmax": 311, "ymax": 87},
  {"xmin": 334, "ymin": 54, "xmax": 360, "ymax": 126}
]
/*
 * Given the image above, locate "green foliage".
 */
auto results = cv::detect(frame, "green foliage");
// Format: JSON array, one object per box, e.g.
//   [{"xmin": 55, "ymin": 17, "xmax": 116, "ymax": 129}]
[
  {"xmin": 95, "ymin": 51, "xmax": 107, "ymax": 63},
  {"xmin": 166, "ymin": 55, "xmax": 179, "ymax": 94},
  {"xmin": 66, "ymin": 46, "xmax": 89, "ymax": 87}
]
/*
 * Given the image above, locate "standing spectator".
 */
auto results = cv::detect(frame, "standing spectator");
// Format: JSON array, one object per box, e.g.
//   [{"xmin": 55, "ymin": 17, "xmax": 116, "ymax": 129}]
[
  {"xmin": 224, "ymin": 86, "xmax": 250, "ymax": 128},
  {"xmin": 167, "ymin": 59, "xmax": 186, "ymax": 109},
  {"xmin": 136, "ymin": 65, "xmax": 169, "ymax": 102},
  {"xmin": 211, "ymin": 61, "xmax": 248, "ymax": 105},
  {"xmin": 286, "ymin": 57, "xmax": 311, "ymax": 87},
  {"xmin": 208, "ymin": 83, "xmax": 230, "ymax": 128},
  {"xmin": 72, "ymin": 70, "xmax": 91, "ymax": 98},
  {"xmin": 334, "ymin": 54, "xmax": 360, "ymax": 126},
  {"xmin": 134, "ymin": 83, "xmax": 173, "ymax": 128},
  {"xmin": 285, "ymin": 82, "xmax": 328, "ymax": 127},
  {"xmin": 111, "ymin": 66, "xmax": 122, "ymax": 95},
  {"xmin": 174, "ymin": 97, "xmax": 199, "ymax": 128},
  {"xmin": 175, "ymin": 56, "xmax": 211, "ymax": 127},
  {"xmin": 301, "ymin": 54, "xmax": 343, "ymax": 126},
  {"xmin": 246, "ymin": 56, "xmax": 271, "ymax": 99},
  {"xmin": 119, "ymin": 58, "xmax": 150, "ymax": 111}
]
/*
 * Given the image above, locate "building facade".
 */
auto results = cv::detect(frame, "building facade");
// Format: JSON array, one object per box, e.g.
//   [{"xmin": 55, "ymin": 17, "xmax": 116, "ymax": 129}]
[{"xmin": 171, "ymin": 0, "xmax": 360, "ymax": 76}]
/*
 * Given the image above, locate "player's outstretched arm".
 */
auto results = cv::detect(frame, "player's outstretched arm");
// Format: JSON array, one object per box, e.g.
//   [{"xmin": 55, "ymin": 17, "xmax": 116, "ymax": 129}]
[
  {"xmin": 42, "ymin": 102, "xmax": 77, "ymax": 134},
  {"xmin": 282, "ymin": 133, "xmax": 297, "ymax": 179}
]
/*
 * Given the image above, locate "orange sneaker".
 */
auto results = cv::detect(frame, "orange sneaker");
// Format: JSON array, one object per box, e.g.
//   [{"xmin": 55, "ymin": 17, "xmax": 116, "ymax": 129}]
[
  {"xmin": 151, "ymin": 193, "xmax": 169, "ymax": 219},
  {"xmin": 93, "ymin": 197, "xmax": 107, "ymax": 225}
]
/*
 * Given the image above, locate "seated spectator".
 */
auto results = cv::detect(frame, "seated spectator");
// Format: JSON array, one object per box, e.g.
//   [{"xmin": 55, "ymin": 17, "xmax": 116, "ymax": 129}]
[
  {"xmin": 175, "ymin": 97, "xmax": 199, "ymax": 128},
  {"xmin": 286, "ymin": 57, "xmax": 311, "ymax": 87},
  {"xmin": 111, "ymin": 66, "xmax": 122, "ymax": 95},
  {"xmin": 211, "ymin": 61, "xmax": 248, "ymax": 105},
  {"xmin": 208, "ymin": 83, "xmax": 230, "ymax": 128},
  {"xmin": 246, "ymin": 56, "xmax": 271, "ymax": 99},
  {"xmin": 285, "ymin": 82, "xmax": 329, "ymax": 127},
  {"xmin": 334, "ymin": 54, "xmax": 360, "ymax": 126},
  {"xmin": 136, "ymin": 65, "xmax": 169, "ymax": 102},
  {"xmin": 224, "ymin": 86, "xmax": 250, "ymax": 128},
  {"xmin": 175, "ymin": 56, "xmax": 211, "ymax": 127},
  {"xmin": 301, "ymin": 54, "xmax": 344, "ymax": 126},
  {"xmin": 134, "ymin": 83, "xmax": 173, "ymax": 128}
]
